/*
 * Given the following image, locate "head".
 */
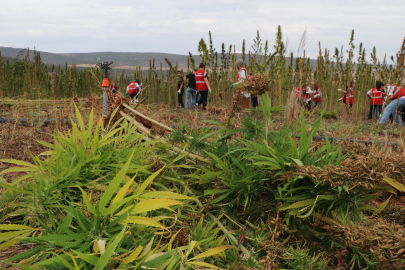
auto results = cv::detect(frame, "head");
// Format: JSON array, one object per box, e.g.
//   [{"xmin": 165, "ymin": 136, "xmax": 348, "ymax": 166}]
[
  {"xmin": 376, "ymin": 81, "xmax": 385, "ymax": 91},
  {"xmin": 314, "ymin": 83, "xmax": 319, "ymax": 90},
  {"xmin": 302, "ymin": 84, "xmax": 308, "ymax": 89},
  {"xmin": 135, "ymin": 79, "xmax": 140, "ymax": 84},
  {"xmin": 235, "ymin": 59, "xmax": 244, "ymax": 69},
  {"xmin": 177, "ymin": 70, "xmax": 182, "ymax": 78},
  {"xmin": 199, "ymin": 63, "xmax": 205, "ymax": 70},
  {"xmin": 193, "ymin": 68, "xmax": 197, "ymax": 74}
]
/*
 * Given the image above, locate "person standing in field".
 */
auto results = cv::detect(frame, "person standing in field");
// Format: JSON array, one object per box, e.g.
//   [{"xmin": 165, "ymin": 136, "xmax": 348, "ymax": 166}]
[
  {"xmin": 297, "ymin": 84, "xmax": 313, "ymax": 110},
  {"xmin": 312, "ymin": 83, "xmax": 322, "ymax": 109},
  {"xmin": 184, "ymin": 68, "xmax": 198, "ymax": 109},
  {"xmin": 338, "ymin": 83, "xmax": 354, "ymax": 112},
  {"xmin": 176, "ymin": 71, "xmax": 185, "ymax": 108},
  {"xmin": 379, "ymin": 84, "xmax": 405, "ymax": 127},
  {"xmin": 127, "ymin": 79, "xmax": 140, "ymax": 103},
  {"xmin": 230, "ymin": 59, "xmax": 252, "ymax": 109},
  {"xmin": 366, "ymin": 81, "xmax": 384, "ymax": 120},
  {"xmin": 195, "ymin": 63, "xmax": 211, "ymax": 110}
]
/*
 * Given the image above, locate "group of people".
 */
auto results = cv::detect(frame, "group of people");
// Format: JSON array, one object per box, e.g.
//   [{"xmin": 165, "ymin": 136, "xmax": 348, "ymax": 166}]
[
  {"xmin": 176, "ymin": 63, "xmax": 212, "ymax": 110},
  {"xmin": 295, "ymin": 83, "xmax": 324, "ymax": 110},
  {"xmin": 294, "ymin": 80, "xmax": 405, "ymax": 127},
  {"xmin": 123, "ymin": 60, "xmax": 405, "ymax": 128},
  {"xmin": 176, "ymin": 59, "xmax": 259, "ymax": 110}
]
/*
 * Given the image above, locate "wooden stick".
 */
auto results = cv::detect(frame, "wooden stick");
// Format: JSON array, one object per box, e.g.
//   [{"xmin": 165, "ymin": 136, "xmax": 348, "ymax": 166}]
[
  {"xmin": 120, "ymin": 111, "xmax": 209, "ymax": 163},
  {"xmin": 134, "ymin": 96, "xmax": 148, "ymax": 110},
  {"xmin": 123, "ymin": 103, "xmax": 174, "ymax": 132}
]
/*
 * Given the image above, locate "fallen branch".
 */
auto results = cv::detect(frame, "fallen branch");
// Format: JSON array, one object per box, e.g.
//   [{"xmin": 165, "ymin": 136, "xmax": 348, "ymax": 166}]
[
  {"xmin": 120, "ymin": 111, "xmax": 209, "ymax": 163},
  {"xmin": 123, "ymin": 103, "xmax": 174, "ymax": 132}
]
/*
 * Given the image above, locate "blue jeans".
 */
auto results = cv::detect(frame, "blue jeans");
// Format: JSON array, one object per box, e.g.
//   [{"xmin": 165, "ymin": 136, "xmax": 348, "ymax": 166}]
[
  {"xmin": 379, "ymin": 98, "xmax": 405, "ymax": 127},
  {"xmin": 185, "ymin": 87, "xmax": 197, "ymax": 109},
  {"xmin": 196, "ymin": 91, "xmax": 200, "ymax": 105},
  {"xmin": 313, "ymin": 102, "xmax": 321, "ymax": 109}
]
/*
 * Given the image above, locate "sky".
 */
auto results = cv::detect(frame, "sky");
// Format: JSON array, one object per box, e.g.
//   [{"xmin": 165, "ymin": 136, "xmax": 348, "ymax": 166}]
[{"xmin": 1, "ymin": 0, "xmax": 404, "ymax": 62}]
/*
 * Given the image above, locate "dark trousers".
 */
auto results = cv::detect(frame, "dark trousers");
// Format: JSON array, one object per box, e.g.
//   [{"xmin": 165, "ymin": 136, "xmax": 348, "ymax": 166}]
[
  {"xmin": 196, "ymin": 91, "xmax": 200, "ymax": 105},
  {"xmin": 197, "ymin": 90, "xmax": 208, "ymax": 110},
  {"xmin": 178, "ymin": 92, "xmax": 184, "ymax": 107},
  {"xmin": 368, "ymin": 104, "xmax": 382, "ymax": 119},
  {"xmin": 129, "ymin": 93, "xmax": 136, "ymax": 101},
  {"xmin": 252, "ymin": 96, "xmax": 259, "ymax": 108}
]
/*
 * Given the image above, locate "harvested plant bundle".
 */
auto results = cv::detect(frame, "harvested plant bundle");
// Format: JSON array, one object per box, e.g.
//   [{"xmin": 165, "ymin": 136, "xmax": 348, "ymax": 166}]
[
  {"xmin": 227, "ymin": 90, "xmax": 245, "ymax": 125},
  {"xmin": 327, "ymin": 217, "xmax": 405, "ymax": 268},
  {"xmin": 296, "ymin": 153, "xmax": 405, "ymax": 188},
  {"xmin": 239, "ymin": 73, "xmax": 271, "ymax": 96},
  {"xmin": 104, "ymin": 90, "xmax": 130, "ymax": 124}
]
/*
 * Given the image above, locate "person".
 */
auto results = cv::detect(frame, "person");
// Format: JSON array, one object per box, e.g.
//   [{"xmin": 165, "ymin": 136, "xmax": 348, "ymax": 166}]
[
  {"xmin": 312, "ymin": 83, "xmax": 322, "ymax": 109},
  {"xmin": 195, "ymin": 63, "xmax": 211, "ymax": 110},
  {"xmin": 184, "ymin": 68, "xmax": 197, "ymax": 109},
  {"xmin": 176, "ymin": 71, "xmax": 184, "ymax": 108},
  {"xmin": 366, "ymin": 81, "xmax": 384, "ymax": 120},
  {"xmin": 111, "ymin": 85, "xmax": 118, "ymax": 100},
  {"xmin": 338, "ymin": 83, "xmax": 354, "ymax": 112},
  {"xmin": 250, "ymin": 72, "xmax": 259, "ymax": 108},
  {"xmin": 230, "ymin": 59, "xmax": 251, "ymax": 109},
  {"xmin": 297, "ymin": 84, "xmax": 313, "ymax": 110},
  {"xmin": 127, "ymin": 79, "xmax": 140, "ymax": 103},
  {"xmin": 379, "ymin": 84, "xmax": 405, "ymax": 127}
]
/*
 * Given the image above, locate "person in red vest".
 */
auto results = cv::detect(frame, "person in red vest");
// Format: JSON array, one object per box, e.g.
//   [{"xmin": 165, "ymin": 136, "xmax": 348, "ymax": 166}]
[
  {"xmin": 230, "ymin": 59, "xmax": 256, "ymax": 108},
  {"xmin": 366, "ymin": 81, "xmax": 385, "ymax": 119},
  {"xmin": 338, "ymin": 83, "xmax": 354, "ymax": 110},
  {"xmin": 127, "ymin": 79, "xmax": 140, "ymax": 103},
  {"xmin": 312, "ymin": 83, "xmax": 322, "ymax": 109},
  {"xmin": 195, "ymin": 63, "xmax": 211, "ymax": 110},
  {"xmin": 296, "ymin": 84, "xmax": 313, "ymax": 110},
  {"xmin": 111, "ymin": 85, "xmax": 119, "ymax": 100}
]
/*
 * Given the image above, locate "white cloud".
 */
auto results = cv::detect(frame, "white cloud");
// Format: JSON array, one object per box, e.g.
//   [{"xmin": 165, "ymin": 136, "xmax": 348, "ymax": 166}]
[{"xmin": 0, "ymin": 0, "xmax": 404, "ymax": 61}]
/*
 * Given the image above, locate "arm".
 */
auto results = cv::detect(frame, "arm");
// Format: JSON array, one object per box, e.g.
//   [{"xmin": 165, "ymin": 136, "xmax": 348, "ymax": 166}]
[
  {"xmin": 204, "ymin": 77, "xmax": 211, "ymax": 89},
  {"xmin": 183, "ymin": 76, "xmax": 187, "ymax": 87},
  {"xmin": 366, "ymin": 89, "xmax": 372, "ymax": 97}
]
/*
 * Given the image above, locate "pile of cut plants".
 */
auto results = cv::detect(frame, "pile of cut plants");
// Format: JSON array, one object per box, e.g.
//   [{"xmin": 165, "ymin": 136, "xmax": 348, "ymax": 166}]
[{"xmin": 1, "ymin": 95, "xmax": 405, "ymax": 269}]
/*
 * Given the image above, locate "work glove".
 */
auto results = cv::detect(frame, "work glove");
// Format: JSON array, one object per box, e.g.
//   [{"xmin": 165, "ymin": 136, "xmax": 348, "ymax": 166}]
[
  {"xmin": 177, "ymin": 89, "xmax": 181, "ymax": 94},
  {"xmin": 140, "ymin": 82, "xmax": 143, "ymax": 86},
  {"xmin": 337, "ymin": 88, "xmax": 342, "ymax": 92},
  {"xmin": 230, "ymin": 84, "xmax": 234, "ymax": 88},
  {"xmin": 208, "ymin": 88, "xmax": 211, "ymax": 94},
  {"xmin": 338, "ymin": 98, "xmax": 342, "ymax": 102},
  {"xmin": 125, "ymin": 92, "xmax": 128, "ymax": 96},
  {"xmin": 314, "ymin": 94, "xmax": 318, "ymax": 98}
]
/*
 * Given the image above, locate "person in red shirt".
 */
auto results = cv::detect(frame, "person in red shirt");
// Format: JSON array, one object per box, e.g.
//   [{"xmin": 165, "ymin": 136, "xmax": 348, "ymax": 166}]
[
  {"xmin": 312, "ymin": 83, "xmax": 322, "ymax": 109},
  {"xmin": 127, "ymin": 79, "xmax": 140, "ymax": 103},
  {"xmin": 338, "ymin": 83, "xmax": 354, "ymax": 113},
  {"xmin": 195, "ymin": 63, "xmax": 211, "ymax": 110},
  {"xmin": 366, "ymin": 81, "xmax": 385, "ymax": 119},
  {"xmin": 297, "ymin": 84, "xmax": 313, "ymax": 110}
]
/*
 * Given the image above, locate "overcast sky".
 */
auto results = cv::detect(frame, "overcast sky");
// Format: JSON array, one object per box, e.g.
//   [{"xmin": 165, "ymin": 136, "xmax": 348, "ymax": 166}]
[{"xmin": 1, "ymin": 0, "xmax": 404, "ymax": 62}]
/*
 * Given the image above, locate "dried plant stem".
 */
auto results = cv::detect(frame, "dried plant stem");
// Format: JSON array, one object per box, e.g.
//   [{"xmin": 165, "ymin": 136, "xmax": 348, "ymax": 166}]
[
  {"xmin": 120, "ymin": 111, "xmax": 209, "ymax": 163},
  {"xmin": 123, "ymin": 103, "xmax": 174, "ymax": 132}
]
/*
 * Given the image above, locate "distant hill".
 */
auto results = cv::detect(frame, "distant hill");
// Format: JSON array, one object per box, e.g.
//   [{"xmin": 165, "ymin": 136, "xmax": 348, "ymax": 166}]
[{"xmin": 0, "ymin": 46, "xmax": 319, "ymax": 69}]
